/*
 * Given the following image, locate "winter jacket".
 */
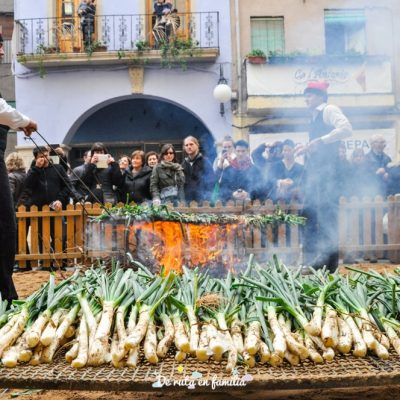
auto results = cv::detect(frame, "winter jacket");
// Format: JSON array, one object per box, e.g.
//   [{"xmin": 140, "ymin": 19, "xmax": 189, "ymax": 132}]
[
  {"xmin": 364, "ymin": 150, "xmax": 392, "ymax": 197},
  {"xmin": 121, "ymin": 166, "xmax": 152, "ymax": 204},
  {"xmin": 219, "ymin": 163, "xmax": 263, "ymax": 203},
  {"xmin": 387, "ymin": 164, "xmax": 400, "ymax": 196},
  {"xmin": 182, "ymin": 153, "xmax": 216, "ymax": 203},
  {"xmin": 80, "ymin": 162, "xmax": 123, "ymax": 205},
  {"xmin": 22, "ymin": 164, "xmax": 74, "ymax": 208},
  {"xmin": 150, "ymin": 161, "xmax": 185, "ymax": 202},
  {"xmin": 7, "ymin": 169, "xmax": 26, "ymax": 208},
  {"xmin": 70, "ymin": 163, "xmax": 89, "ymax": 200},
  {"xmin": 268, "ymin": 161, "xmax": 304, "ymax": 202}
]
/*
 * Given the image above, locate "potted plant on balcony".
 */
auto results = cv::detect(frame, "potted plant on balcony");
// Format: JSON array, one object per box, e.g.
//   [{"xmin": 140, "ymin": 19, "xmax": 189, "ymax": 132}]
[
  {"xmin": 135, "ymin": 40, "xmax": 150, "ymax": 52},
  {"xmin": 85, "ymin": 41, "xmax": 108, "ymax": 56},
  {"xmin": 37, "ymin": 44, "xmax": 60, "ymax": 54},
  {"xmin": 246, "ymin": 49, "xmax": 267, "ymax": 64}
]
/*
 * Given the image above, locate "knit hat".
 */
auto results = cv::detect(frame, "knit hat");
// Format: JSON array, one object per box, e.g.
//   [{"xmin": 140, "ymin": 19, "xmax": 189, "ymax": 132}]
[{"xmin": 304, "ymin": 81, "xmax": 329, "ymax": 97}]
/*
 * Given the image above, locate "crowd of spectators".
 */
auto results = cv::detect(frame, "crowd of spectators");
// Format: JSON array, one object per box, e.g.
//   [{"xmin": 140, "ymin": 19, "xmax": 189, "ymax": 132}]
[
  {"xmin": 5, "ymin": 132, "xmax": 400, "ymax": 271},
  {"xmin": 7, "ymin": 133, "xmax": 400, "ymax": 212}
]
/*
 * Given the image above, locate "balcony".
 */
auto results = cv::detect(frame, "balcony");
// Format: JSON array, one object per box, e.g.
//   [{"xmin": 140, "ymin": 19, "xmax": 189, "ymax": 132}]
[
  {"xmin": 15, "ymin": 12, "xmax": 220, "ymax": 68},
  {"xmin": 245, "ymin": 54, "xmax": 395, "ymax": 115}
]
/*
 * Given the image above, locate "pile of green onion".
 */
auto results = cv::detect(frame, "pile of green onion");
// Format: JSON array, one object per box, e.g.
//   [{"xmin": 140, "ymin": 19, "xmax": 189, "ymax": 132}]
[{"xmin": 1, "ymin": 257, "xmax": 400, "ymax": 371}]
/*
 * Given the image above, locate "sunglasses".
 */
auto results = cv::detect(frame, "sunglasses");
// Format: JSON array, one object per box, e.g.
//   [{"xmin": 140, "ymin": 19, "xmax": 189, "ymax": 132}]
[{"xmin": 165, "ymin": 151, "xmax": 174, "ymax": 155}]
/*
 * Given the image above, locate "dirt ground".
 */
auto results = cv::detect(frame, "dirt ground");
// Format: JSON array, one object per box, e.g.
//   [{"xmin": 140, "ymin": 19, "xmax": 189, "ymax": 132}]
[{"xmin": 2, "ymin": 262, "xmax": 400, "ymax": 400}]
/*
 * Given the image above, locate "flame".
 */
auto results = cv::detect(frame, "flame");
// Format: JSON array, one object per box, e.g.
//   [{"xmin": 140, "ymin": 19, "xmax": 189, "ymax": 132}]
[{"xmin": 128, "ymin": 221, "xmax": 242, "ymax": 274}]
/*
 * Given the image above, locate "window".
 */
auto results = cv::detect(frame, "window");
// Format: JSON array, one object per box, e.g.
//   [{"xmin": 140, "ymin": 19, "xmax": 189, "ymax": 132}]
[
  {"xmin": 324, "ymin": 9, "xmax": 366, "ymax": 55},
  {"xmin": 250, "ymin": 17, "xmax": 284, "ymax": 55}
]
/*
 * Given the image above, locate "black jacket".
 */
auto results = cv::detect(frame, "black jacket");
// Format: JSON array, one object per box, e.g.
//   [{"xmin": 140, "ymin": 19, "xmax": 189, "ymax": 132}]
[
  {"xmin": 219, "ymin": 163, "xmax": 264, "ymax": 203},
  {"xmin": 121, "ymin": 166, "xmax": 152, "ymax": 204},
  {"xmin": 81, "ymin": 162, "xmax": 123, "ymax": 205},
  {"xmin": 364, "ymin": 150, "xmax": 392, "ymax": 197},
  {"xmin": 387, "ymin": 164, "xmax": 400, "ymax": 196},
  {"xmin": 70, "ymin": 163, "xmax": 90, "ymax": 199},
  {"xmin": 0, "ymin": 124, "xmax": 8, "ymax": 152},
  {"xmin": 22, "ymin": 164, "xmax": 74, "ymax": 208},
  {"xmin": 181, "ymin": 153, "xmax": 215, "ymax": 203}
]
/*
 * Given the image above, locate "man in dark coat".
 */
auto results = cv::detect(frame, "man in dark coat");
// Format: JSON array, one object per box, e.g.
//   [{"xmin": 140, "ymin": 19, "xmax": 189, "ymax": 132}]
[
  {"xmin": 22, "ymin": 147, "xmax": 76, "ymax": 269},
  {"xmin": 182, "ymin": 136, "xmax": 215, "ymax": 203},
  {"xmin": 70, "ymin": 150, "xmax": 91, "ymax": 200},
  {"xmin": 298, "ymin": 81, "xmax": 352, "ymax": 272},
  {"xmin": 268, "ymin": 139, "xmax": 304, "ymax": 203},
  {"xmin": 219, "ymin": 139, "xmax": 263, "ymax": 203},
  {"xmin": 364, "ymin": 134, "xmax": 391, "ymax": 198},
  {"xmin": 0, "ymin": 33, "xmax": 37, "ymax": 301},
  {"xmin": 23, "ymin": 147, "xmax": 74, "ymax": 210},
  {"xmin": 387, "ymin": 163, "xmax": 400, "ymax": 196}
]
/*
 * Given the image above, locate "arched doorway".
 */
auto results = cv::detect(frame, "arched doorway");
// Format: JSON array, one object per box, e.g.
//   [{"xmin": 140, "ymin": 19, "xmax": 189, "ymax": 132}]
[{"xmin": 64, "ymin": 96, "xmax": 216, "ymax": 167}]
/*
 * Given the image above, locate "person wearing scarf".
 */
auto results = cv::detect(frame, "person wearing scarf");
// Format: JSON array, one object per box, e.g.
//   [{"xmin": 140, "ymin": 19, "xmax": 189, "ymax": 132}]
[
  {"xmin": 218, "ymin": 139, "xmax": 263, "ymax": 203},
  {"xmin": 182, "ymin": 136, "xmax": 215, "ymax": 204},
  {"xmin": 150, "ymin": 144, "xmax": 185, "ymax": 206}
]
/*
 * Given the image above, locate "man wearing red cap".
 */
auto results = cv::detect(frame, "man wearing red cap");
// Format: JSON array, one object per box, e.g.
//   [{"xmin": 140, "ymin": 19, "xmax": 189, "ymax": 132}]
[
  {"xmin": 0, "ymin": 33, "xmax": 37, "ymax": 303},
  {"xmin": 298, "ymin": 80, "xmax": 352, "ymax": 272}
]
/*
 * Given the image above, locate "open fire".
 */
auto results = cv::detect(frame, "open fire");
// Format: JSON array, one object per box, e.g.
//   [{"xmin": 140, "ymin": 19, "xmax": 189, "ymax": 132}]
[
  {"xmin": 86, "ymin": 219, "xmax": 245, "ymax": 274},
  {"xmin": 85, "ymin": 205, "xmax": 305, "ymax": 275},
  {"xmin": 129, "ymin": 221, "xmax": 243, "ymax": 274}
]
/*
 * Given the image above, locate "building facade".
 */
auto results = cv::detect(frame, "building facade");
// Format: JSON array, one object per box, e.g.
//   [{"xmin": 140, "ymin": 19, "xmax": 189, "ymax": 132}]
[
  {"xmin": 232, "ymin": 0, "xmax": 400, "ymax": 161},
  {"xmin": 13, "ymin": 0, "xmax": 232, "ymax": 166},
  {"xmin": 0, "ymin": 0, "xmax": 17, "ymax": 156}
]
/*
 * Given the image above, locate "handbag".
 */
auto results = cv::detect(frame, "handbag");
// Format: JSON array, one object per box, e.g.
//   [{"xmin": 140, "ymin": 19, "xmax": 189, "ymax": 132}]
[
  {"xmin": 160, "ymin": 185, "xmax": 178, "ymax": 199},
  {"xmin": 160, "ymin": 171, "xmax": 179, "ymax": 199}
]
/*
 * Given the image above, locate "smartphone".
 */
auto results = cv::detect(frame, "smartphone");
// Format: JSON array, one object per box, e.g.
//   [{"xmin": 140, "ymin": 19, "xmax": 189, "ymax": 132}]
[
  {"xmin": 97, "ymin": 154, "xmax": 109, "ymax": 168},
  {"xmin": 50, "ymin": 155, "xmax": 60, "ymax": 164}
]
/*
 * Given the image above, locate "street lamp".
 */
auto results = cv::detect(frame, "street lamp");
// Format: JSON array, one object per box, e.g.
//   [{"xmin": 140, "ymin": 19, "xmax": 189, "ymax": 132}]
[{"xmin": 213, "ymin": 65, "xmax": 232, "ymax": 116}]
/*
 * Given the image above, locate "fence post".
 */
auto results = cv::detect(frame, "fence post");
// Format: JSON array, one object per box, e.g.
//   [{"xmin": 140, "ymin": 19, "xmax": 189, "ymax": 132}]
[
  {"xmin": 30, "ymin": 205, "xmax": 40, "ymax": 269},
  {"xmin": 392, "ymin": 194, "xmax": 400, "ymax": 263},
  {"xmin": 375, "ymin": 196, "xmax": 384, "ymax": 260},
  {"xmin": 53, "ymin": 208, "xmax": 64, "ymax": 266},
  {"xmin": 387, "ymin": 196, "xmax": 396, "ymax": 262},
  {"xmin": 17, "ymin": 205, "xmax": 28, "ymax": 269},
  {"xmin": 338, "ymin": 197, "xmax": 347, "ymax": 261},
  {"xmin": 65, "ymin": 204, "xmax": 75, "ymax": 265}
]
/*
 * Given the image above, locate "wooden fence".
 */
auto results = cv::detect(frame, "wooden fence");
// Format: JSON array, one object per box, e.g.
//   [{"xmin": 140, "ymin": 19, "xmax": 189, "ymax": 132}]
[{"xmin": 15, "ymin": 195, "xmax": 400, "ymax": 269}]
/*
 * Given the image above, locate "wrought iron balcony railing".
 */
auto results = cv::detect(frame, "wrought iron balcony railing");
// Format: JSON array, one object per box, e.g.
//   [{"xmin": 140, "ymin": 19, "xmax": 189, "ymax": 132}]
[{"xmin": 15, "ymin": 12, "xmax": 219, "ymax": 56}]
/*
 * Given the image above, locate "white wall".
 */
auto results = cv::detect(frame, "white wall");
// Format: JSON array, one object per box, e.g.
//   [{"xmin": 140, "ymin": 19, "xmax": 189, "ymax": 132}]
[
  {"xmin": 14, "ymin": 0, "xmax": 232, "ymax": 146},
  {"xmin": 15, "ymin": 0, "xmax": 47, "ymax": 19},
  {"xmin": 15, "ymin": 64, "xmax": 231, "ymax": 145}
]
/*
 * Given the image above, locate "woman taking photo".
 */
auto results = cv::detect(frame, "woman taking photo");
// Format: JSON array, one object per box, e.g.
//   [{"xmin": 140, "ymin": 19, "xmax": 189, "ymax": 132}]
[
  {"xmin": 122, "ymin": 150, "xmax": 152, "ymax": 204},
  {"xmin": 80, "ymin": 142, "xmax": 123, "ymax": 205},
  {"xmin": 150, "ymin": 144, "xmax": 185, "ymax": 205}
]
